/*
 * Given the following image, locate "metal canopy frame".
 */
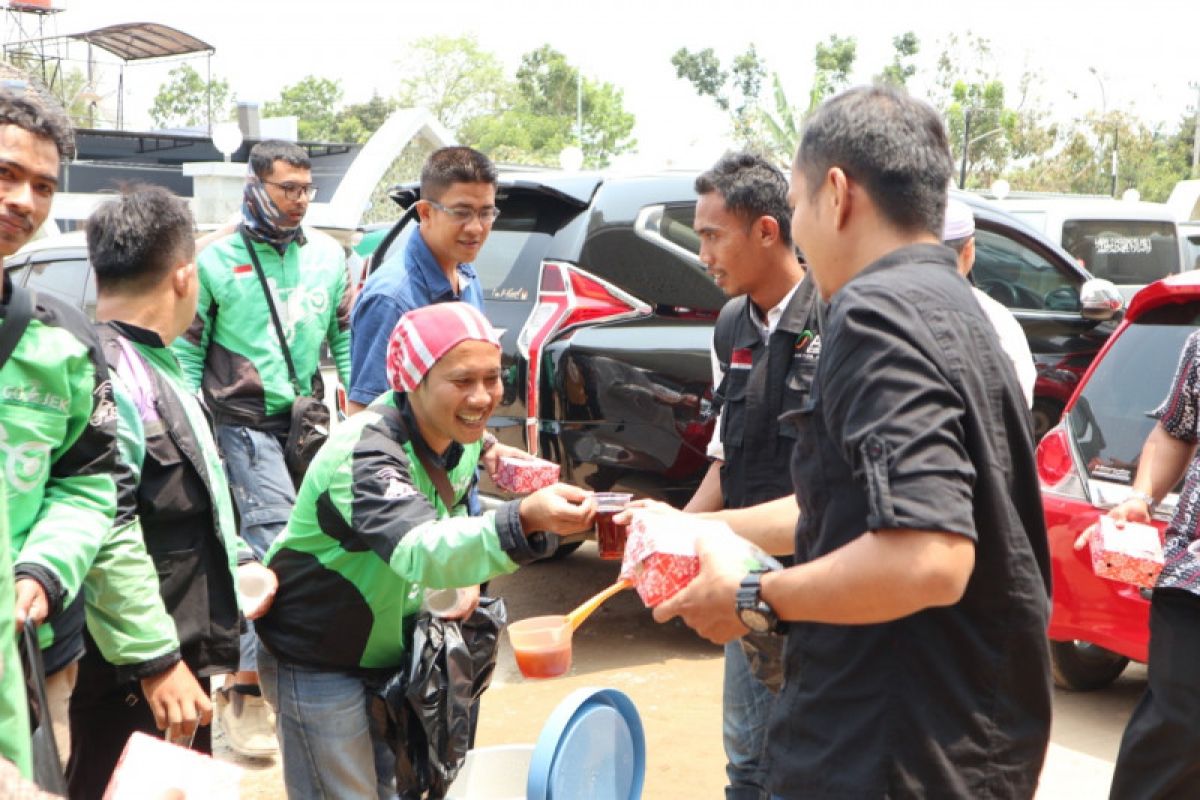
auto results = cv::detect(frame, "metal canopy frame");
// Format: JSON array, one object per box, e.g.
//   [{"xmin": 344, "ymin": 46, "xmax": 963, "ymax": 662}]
[{"xmin": 4, "ymin": 20, "xmax": 216, "ymax": 131}]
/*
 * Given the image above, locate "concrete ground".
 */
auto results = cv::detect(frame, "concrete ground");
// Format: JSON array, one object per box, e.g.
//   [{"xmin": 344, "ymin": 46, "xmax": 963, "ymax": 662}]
[{"xmin": 222, "ymin": 541, "xmax": 1144, "ymax": 798}]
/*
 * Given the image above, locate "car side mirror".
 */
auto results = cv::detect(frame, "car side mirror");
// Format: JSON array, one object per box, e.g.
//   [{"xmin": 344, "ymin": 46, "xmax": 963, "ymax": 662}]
[{"xmin": 1079, "ymin": 278, "xmax": 1123, "ymax": 321}]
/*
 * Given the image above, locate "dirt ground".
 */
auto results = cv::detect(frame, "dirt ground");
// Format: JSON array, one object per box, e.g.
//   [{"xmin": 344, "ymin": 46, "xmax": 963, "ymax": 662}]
[{"xmin": 221, "ymin": 541, "xmax": 729, "ymax": 798}]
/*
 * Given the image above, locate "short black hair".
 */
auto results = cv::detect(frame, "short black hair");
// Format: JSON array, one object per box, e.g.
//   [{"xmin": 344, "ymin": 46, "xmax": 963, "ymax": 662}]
[
  {"xmin": 88, "ymin": 184, "xmax": 195, "ymax": 293},
  {"xmin": 695, "ymin": 152, "xmax": 793, "ymax": 247},
  {"xmin": 420, "ymin": 146, "xmax": 498, "ymax": 201},
  {"xmin": 249, "ymin": 139, "xmax": 310, "ymax": 179},
  {"xmin": 796, "ymin": 85, "xmax": 953, "ymax": 237},
  {"xmin": 0, "ymin": 85, "xmax": 74, "ymax": 159}
]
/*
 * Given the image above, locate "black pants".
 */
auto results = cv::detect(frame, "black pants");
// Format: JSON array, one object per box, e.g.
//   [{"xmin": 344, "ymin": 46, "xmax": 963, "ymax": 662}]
[
  {"xmin": 65, "ymin": 674, "xmax": 212, "ymax": 800},
  {"xmin": 1110, "ymin": 589, "xmax": 1200, "ymax": 800}
]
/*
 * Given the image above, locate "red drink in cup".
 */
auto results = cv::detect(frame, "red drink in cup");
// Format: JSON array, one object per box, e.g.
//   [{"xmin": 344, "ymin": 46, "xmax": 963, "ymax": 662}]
[{"xmin": 594, "ymin": 492, "xmax": 633, "ymax": 560}]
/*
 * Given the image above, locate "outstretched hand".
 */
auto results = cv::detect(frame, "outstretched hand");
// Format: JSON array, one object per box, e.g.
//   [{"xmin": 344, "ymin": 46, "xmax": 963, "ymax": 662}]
[{"xmin": 519, "ymin": 484, "xmax": 596, "ymax": 536}]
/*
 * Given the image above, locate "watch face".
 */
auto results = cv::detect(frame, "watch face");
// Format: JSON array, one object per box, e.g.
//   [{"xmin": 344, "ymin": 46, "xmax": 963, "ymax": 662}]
[{"xmin": 739, "ymin": 607, "xmax": 772, "ymax": 634}]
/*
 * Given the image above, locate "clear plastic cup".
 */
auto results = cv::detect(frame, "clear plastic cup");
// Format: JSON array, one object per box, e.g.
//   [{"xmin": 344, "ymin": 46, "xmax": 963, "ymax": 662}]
[
  {"xmin": 594, "ymin": 492, "xmax": 633, "ymax": 560},
  {"xmin": 237, "ymin": 569, "xmax": 271, "ymax": 611},
  {"xmin": 423, "ymin": 587, "xmax": 468, "ymax": 617}
]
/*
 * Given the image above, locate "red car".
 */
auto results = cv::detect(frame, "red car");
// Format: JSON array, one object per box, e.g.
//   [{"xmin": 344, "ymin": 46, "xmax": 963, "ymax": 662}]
[{"xmin": 1038, "ymin": 271, "xmax": 1200, "ymax": 690}]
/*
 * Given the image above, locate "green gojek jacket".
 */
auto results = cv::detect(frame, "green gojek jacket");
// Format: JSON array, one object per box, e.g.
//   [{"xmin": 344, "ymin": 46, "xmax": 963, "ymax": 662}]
[
  {"xmin": 256, "ymin": 392, "xmax": 554, "ymax": 671},
  {"xmin": 0, "ymin": 282, "xmax": 178, "ymax": 677},
  {"xmin": 0, "ymin": 489, "xmax": 31, "ymax": 777},
  {"xmin": 173, "ymin": 229, "xmax": 352, "ymax": 430}
]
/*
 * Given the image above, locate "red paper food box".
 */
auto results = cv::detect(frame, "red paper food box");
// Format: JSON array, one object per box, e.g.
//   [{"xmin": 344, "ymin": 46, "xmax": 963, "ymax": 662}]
[
  {"xmin": 494, "ymin": 455, "xmax": 561, "ymax": 493},
  {"xmin": 618, "ymin": 514, "xmax": 738, "ymax": 607},
  {"xmin": 1089, "ymin": 516, "xmax": 1164, "ymax": 589},
  {"xmin": 103, "ymin": 731, "xmax": 242, "ymax": 799}
]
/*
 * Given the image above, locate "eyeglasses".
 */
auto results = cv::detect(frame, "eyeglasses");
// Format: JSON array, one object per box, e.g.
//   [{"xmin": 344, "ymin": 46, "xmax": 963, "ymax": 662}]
[
  {"xmin": 263, "ymin": 180, "xmax": 318, "ymax": 201},
  {"xmin": 426, "ymin": 199, "xmax": 501, "ymax": 225}
]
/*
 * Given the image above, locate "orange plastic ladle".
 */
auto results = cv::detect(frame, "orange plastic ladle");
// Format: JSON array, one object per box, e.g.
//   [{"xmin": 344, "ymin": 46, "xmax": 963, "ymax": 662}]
[{"xmin": 566, "ymin": 579, "xmax": 632, "ymax": 631}]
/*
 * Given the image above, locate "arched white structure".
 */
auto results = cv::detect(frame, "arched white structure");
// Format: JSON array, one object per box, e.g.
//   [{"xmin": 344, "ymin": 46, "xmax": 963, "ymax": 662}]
[{"xmin": 304, "ymin": 107, "xmax": 455, "ymax": 230}]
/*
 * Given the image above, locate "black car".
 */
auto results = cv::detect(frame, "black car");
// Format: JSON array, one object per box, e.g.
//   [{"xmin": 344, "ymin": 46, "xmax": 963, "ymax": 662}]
[{"xmin": 365, "ymin": 176, "xmax": 1124, "ymax": 549}]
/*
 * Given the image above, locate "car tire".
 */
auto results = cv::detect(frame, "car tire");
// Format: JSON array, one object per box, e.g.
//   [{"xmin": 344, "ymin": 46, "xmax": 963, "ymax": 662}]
[
  {"xmin": 1032, "ymin": 398, "xmax": 1065, "ymax": 442},
  {"xmin": 1049, "ymin": 640, "xmax": 1129, "ymax": 691},
  {"xmin": 546, "ymin": 537, "xmax": 584, "ymax": 560}
]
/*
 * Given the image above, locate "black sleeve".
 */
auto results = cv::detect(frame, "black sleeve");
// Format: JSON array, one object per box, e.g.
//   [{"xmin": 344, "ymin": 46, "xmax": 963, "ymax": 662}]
[{"xmin": 821, "ymin": 291, "xmax": 977, "ymax": 539}]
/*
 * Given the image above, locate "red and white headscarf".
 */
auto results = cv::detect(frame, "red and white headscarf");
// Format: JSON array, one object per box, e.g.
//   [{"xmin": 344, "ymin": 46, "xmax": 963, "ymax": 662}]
[{"xmin": 386, "ymin": 302, "xmax": 501, "ymax": 393}]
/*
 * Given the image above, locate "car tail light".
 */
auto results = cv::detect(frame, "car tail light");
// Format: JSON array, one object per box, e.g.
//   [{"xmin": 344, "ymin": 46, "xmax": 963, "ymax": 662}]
[
  {"xmin": 1037, "ymin": 423, "xmax": 1088, "ymax": 500},
  {"xmin": 516, "ymin": 261, "xmax": 651, "ymax": 455}
]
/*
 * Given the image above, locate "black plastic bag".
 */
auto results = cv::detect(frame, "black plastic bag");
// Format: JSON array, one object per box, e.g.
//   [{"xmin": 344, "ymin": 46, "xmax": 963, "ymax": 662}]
[
  {"xmin": 20, "ymin": 619, "xmax": 67, "ymax": 795},
  {"xmin": 372, "ymin": 596, "xmax": 507, "ymax": 800}
]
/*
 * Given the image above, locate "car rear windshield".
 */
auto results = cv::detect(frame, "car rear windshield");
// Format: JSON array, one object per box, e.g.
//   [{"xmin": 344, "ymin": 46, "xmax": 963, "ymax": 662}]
[
  {"xmin": 1069, "ymin": 302, "xmax": 1200, "ymax": 487},
  {"xmin": 1061, "ymin": 219, "xmax": 1180, "ymax": 285},
  {"xmin": 380, "ymin": 191, "xmax": 580, "ymax": 302}
]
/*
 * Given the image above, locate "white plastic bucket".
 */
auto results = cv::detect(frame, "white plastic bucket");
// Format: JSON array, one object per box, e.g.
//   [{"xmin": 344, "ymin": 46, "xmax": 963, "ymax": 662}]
[{"xmin": 445, "ymin": 744, "xmax": 535, "ymax": 800}]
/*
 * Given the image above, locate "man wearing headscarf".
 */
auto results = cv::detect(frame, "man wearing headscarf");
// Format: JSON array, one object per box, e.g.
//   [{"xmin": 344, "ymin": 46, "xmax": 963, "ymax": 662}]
[
  {"xmin": 173, "ymin": 139, "xmax": 352, "ymax": 757},
  {"xmin": 254, "ymin": 302, "xmax": 594, "ymax": 799}
]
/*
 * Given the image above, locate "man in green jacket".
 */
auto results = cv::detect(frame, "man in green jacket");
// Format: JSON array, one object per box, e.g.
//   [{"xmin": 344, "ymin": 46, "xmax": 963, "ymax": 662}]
[
  {"xmin": 256, "ymin": 302, "xmax": 594, "ymax": 799},
  {"xmin": 173, "ymin": 139, "xmax": 351, "ymax": 755},
  {"xmin": 0, "ymin": 87, "xmax": 205, "ymax": 777}
]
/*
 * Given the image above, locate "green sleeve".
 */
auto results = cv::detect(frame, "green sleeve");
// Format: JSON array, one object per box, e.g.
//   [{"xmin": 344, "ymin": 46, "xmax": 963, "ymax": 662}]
[
  {"xmin": 0, "ymin": 491, "xmax": 32, "ymax": 778},
  {"xmin": 16, "ymin": 349, "xmax": 126, "ymax": 610},
  {"xmin": 111, "ymin": 376, "xmax": 146, "ymax": 484},
  {"xmin": 83, "ymin": 518, "xmax": 181, "ymax": 674},
  {"xmin": 328, "ymin": 256, "xmax": 353, "ymax": 386},
  {"xmin": 173, "ymin": 265, "xmax": 215, "ymax": 392}
]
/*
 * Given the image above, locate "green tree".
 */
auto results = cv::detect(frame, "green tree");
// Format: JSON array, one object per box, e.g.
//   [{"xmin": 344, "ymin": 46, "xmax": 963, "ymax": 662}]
[
  {"xmin": 671, "ymin": 44, "xmax": 766, "ymax": 144},
  {"xmin": 395, "ymin": 35, "xmax": 509, "ymax": 133},
  {"xmin": 264, "ymin": 75, "xmax": 344, "ymax": 142},
  {"xmin": 460, "ymin": 45, "xmax": 635, "ymax": 168},
  {"xmin": 877, "ymin": 32, "xmax": 920, "ymax": 87},
  {"xmin": 808, "ymin": 35, "xmax": 857, "ymax": 111},
  {"xmin": 149, "ymin": 64, "xmax": 232, "ymax": 129},
  {"xmin": 934, "ymin": 32, "xmax": 1056, "ymax": 188}
]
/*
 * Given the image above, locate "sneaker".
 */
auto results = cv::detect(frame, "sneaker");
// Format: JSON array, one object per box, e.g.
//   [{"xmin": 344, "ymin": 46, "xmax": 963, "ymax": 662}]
[{"xmin": 214, "ymin": 685, "xmax": 278, "ymax": 759}]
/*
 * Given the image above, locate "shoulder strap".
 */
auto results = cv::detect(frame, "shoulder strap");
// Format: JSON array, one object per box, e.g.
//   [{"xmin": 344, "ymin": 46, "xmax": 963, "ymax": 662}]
[
  {"xmin": 0, "ymin": 284, "xmax": 34, "ymax": 371},
  {"xmin": 389, "ymin": 404, "xmax": 458, "ymax": 511},
  {"xmin": 713, "ymin": 296, "xmax": 744, "ymax": 371},
  {"xmin": 240, "ymin": 227, "xmax": 303, "ymax": 395}
]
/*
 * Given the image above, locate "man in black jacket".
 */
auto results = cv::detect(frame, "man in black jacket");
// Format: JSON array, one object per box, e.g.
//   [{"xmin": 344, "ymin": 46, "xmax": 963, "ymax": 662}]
[
  {"xmin": 67, "ymin": 186, "xmax": 276, "ymax": 796},
  {"xmin": 682, "ymin": 153, "xmax": 814, "ymax": 800}
]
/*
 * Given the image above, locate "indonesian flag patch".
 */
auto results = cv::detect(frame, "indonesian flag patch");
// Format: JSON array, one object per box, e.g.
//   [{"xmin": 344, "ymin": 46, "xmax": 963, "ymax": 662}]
[
  {"xmin": 232, "ymin": 264, "xmax": 253, "ymax": 277},
  {"xmin": 730, "ymin": 348, "xmax": 753, "ymax": 370}
]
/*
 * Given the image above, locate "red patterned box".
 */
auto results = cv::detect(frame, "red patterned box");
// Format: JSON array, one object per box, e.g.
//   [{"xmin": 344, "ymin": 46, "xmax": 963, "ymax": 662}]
[
  {"xmin": 494, "ymin": 455, "xmax": 560, "ymax": 493},
  {"xmin": 1089, "ymin": 516, "xmax": 1164, "ymax": 589},
  {"xmin": 104, "ymin": 731, "xmax": 241, "ymax": 799}
]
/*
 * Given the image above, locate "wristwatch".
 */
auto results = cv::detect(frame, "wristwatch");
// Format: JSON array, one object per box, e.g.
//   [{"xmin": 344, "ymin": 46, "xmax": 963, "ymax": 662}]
[
  {"xmin": 736, "ymin": 570, "xmax": 781, "ymax": 634},
  {"xmin": 1129, "ymin": 490, "xmax": 1156, "ymax": 513}
]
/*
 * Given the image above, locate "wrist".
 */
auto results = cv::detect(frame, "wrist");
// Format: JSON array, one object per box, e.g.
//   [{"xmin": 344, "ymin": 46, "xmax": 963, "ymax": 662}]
[{"xmin": 1128, "ymin": 490, "xmax": 1156, "ymax": 513}]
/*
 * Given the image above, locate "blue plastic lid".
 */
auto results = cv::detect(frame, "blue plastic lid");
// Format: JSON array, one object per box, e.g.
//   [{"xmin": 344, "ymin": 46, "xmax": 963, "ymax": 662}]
[{"xmin": 526, "ymin": 687, "xmax": 646, "ymax": 800}]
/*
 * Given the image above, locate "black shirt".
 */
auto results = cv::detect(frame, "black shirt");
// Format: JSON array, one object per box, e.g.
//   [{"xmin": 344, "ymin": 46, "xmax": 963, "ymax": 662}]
[{"xmin": 769, "ymin": 244, "xmax": 1052, "ymax": 799}]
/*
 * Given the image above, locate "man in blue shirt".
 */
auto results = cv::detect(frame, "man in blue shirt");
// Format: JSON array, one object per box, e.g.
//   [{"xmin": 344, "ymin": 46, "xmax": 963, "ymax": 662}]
[{"xmin": 348, "ymin": 146, "xmax": 497, "ymax": 414}]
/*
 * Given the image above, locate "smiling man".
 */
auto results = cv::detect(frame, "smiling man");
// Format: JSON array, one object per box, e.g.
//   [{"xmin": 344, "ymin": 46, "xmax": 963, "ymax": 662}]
[
  {"xmin": 172, "ymin": 138, "xmax": 353, "ymax": 757},
  {"xmin": 348, "ymin": 146, "xmax": 499, "ymax": 415},
  {"xmin": 255, "ymin": 302, "xmax": 595, "ymax": 799}
]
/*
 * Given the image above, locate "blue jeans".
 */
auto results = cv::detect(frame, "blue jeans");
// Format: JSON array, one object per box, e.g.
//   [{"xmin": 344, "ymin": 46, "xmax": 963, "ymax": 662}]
[
  {"xmin": 217, "ymin": 424, "xmax": 295, "ymax": 672},
  {"xmin": 258, "ymin": 643, "xmax": 396, "ymax": 800},
  {"xmin": 724, "ymin": 640, "xmax": 772, "ymax": 800}
]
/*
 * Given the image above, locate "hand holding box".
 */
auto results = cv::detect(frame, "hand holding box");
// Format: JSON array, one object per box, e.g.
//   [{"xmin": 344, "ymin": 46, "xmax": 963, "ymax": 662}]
[
  {"xmin": 494, "ymin": 455, "xmax": 561, "ymax": 493},
  {"xmin": 1089, "ymin": 515, "xmax": 1164, "ymax": 589}
]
